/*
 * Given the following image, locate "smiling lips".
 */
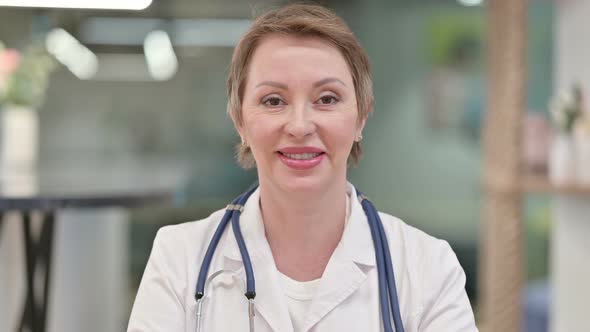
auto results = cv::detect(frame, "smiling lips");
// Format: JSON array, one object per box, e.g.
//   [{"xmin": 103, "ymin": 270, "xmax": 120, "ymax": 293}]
[{"xmin": 277, "ymin": 147, "xmax": 325, "ymax": 170}]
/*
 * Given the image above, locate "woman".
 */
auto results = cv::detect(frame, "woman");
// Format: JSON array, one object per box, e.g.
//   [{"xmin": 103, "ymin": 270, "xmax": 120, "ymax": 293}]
[{"xmin": 128, "ymin": 4, "xmax": 478, "ymax": 332}]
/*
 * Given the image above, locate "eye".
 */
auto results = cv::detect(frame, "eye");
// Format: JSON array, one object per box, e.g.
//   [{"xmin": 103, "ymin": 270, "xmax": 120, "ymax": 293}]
[
  {"xmin": 262, "ymin": 95, "xmax": 285, "ymax": 107},
  {"xmin": 316, "ymin": 95, "xmax": 339, "ymax": 105}
]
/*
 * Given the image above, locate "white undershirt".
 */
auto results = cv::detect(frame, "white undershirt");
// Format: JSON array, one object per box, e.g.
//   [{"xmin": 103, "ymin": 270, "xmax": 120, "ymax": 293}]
[
  {"xmin": 278, "ymin": 194, "xmax": 351, "ymax": 331},
  {"xmin": 278, "ymin": 272, "xmax": 321, "ymax": 331}
]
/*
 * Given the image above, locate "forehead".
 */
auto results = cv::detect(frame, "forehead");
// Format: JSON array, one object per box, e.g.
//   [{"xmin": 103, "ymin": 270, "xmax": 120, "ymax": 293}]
[{"xmin": 247, "ymin": 34, "xmax": 352, "ymax": 82}]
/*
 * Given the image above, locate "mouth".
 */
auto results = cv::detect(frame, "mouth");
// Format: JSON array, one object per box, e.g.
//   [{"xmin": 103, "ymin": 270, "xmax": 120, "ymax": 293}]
[
  {"xmin": 276, "ymin": 147, "xmax": 326, "ymax": 170},
  {"xmin": 278, "ymin": 151, "xmax": 324, "ymax": 160}
]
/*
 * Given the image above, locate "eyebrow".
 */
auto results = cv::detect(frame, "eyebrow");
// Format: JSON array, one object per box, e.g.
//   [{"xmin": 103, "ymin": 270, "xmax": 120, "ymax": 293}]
[
  {"xmin": 254, "ymin": 77, "xmax": 347, "ymax": 90},
  {"xmin": 255, "ymin": 81, "xmax": 288, "ymax": 89},
  {"xmin": 313, "ymin": 77, "xmax": 347, "ymax": 88}
]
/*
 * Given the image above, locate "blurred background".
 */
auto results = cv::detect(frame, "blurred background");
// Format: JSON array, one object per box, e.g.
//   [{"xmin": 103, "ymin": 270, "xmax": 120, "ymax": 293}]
[{"xmin": 1, "ymin": 0, "xmax": 588, "ymax": 331}]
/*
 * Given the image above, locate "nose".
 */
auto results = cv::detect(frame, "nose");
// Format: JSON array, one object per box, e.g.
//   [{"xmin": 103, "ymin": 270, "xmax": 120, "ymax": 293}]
[{"xmin": 284, "ymin": 101, "xmax": 316, "ymax": 139}]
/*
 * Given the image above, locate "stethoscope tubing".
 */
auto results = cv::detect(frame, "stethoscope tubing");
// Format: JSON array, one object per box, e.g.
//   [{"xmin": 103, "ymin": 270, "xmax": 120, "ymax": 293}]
[
  {"xmin": 359, "ymin": 192, "xmax": 405, "ymax": 332},
  {"xmin": 195, "ymin": 185, "xmax": 405, "ymax": 332},
  {"xmin": 195, "ymin": 200, "xmax": 236, "ymax": 300},
  {"xmin": 376, "ymin": 205, "xmax": 404, "ymax": 331},
  {"xmin": 231, "ymin": 187, "xmax": 257, "ymax": 299},
  {"xmin": 195, "ymin": 184, "xmax": 258, "ymax": 300},
  {"xmin": 360, "ymin": 193, "xmax": 395, "ymax": 332}
]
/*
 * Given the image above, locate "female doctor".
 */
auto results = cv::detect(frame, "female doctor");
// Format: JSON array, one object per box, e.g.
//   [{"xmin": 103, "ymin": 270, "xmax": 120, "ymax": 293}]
[{"xmin": 128, "ymin": 4, "xmax": 478, "ymax": 332}]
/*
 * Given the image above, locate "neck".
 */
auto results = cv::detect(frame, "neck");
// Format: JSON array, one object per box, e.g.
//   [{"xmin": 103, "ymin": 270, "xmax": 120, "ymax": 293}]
[{"xmin": 259, "ymin": 178, "xmax": 348, "ymax": 282}]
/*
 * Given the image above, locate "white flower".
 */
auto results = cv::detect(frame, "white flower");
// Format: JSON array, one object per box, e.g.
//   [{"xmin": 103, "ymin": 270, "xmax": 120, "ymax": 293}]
[{"xmin": 549, "ymin": 88, "xmax": 583, "ymax": 133}]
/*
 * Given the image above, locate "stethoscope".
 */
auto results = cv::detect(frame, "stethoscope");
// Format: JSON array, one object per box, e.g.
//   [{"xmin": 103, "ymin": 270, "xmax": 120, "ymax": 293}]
[{"xmin": 194, "ymin": 184, "xmax": 405, "ymax": 332}]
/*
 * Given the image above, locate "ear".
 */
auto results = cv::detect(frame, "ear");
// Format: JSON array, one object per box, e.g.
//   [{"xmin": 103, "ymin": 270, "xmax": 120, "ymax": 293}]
[{"xmin": 356, "ymin": 116, "xmax": 367, "ymax": 138}]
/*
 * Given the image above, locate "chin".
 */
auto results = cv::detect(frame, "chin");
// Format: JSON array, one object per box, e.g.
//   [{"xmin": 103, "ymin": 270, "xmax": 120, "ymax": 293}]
[
  {"xmin": 275, "ymin": 170, "xmax": 333, "ymax": 194},
  {"xmin": 260, "ymin": 159, "xmax": 345, "ymax": 194}
]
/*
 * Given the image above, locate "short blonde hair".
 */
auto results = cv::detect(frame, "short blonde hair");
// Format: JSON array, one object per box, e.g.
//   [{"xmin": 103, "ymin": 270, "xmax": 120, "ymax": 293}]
[{"xmin": 227, "ymin": 3, "xmax": 374, "ymax": 169}]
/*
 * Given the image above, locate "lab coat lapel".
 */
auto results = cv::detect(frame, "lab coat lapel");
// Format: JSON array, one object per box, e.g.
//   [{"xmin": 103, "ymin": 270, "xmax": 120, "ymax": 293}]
[
  {"xmin": 244, "ymin": 252, "xmax": 294, "ymax": 332},
  {"xmin": 219, "ymin": 188, "xmax": 295, "ymax": 332},
  {"xmin": 301, "ymin": 184, "xmax": 377, "ymax": 331}
]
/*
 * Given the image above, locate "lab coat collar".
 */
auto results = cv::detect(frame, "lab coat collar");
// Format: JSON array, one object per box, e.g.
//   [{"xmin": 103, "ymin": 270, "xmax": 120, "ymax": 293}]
[
  {"xmin": 340, "ymin": 182, "xmax": 377, "ymax": 267},
  {"xmin": 221, "ymin": 182, "xmax": 376, "ymax": 267},
  {"xmin": 218, "ymin": 187, "xmax": 294, "ymax": 332},
  {"xmin": 216, "ymin": 182, "xmax": 377, "ymax": 332},
  {"xmin": 301, "ymin": 183, "xmax": 377, "ymax": 330}
]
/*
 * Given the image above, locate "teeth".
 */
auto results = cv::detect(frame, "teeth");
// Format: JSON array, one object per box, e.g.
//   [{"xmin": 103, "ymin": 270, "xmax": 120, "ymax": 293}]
[{"xmin": 282, "ymin": 152, "xmax": 321, "ymax": 160}]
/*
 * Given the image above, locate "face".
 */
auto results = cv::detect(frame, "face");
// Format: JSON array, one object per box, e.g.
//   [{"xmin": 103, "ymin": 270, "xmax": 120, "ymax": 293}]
[{"xmin": 235, "ymin": 34, "xmax": 365, "ymax": 193}]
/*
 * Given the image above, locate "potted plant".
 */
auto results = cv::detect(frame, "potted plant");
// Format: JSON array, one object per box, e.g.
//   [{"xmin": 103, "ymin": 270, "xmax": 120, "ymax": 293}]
[{"xmin": 0, "ymin": 40, "xmax": 56, "ymax": 171}]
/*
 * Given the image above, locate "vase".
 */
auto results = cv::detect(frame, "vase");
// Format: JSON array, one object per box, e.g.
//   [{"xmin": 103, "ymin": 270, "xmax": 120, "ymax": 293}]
[
  {"xmin": 0, "ymin": 104, "xmax": 39, "ymax": 195},
  {"xmin": 575, "ymin": 134, "xmax": 590, "ymax": 186},
  {"xmin": 549, "ymin": 133, "xmax": 577, "ymax": 185}
]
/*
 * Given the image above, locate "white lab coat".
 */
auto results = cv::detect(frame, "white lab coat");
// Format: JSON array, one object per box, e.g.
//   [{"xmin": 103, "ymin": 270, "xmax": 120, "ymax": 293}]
[{"xmin": 127, "ymin": 183, "xmax": 478, "ymax": 332}]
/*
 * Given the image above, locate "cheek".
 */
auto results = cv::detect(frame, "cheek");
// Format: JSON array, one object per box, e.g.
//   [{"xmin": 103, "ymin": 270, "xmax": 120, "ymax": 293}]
[
  {"xmin": 242, "ymin": 112, "xmax": 279, "ymax": 148},
  {"xmin": 321, "ymin": 113, "xmax": 359, "ymax": 152}
]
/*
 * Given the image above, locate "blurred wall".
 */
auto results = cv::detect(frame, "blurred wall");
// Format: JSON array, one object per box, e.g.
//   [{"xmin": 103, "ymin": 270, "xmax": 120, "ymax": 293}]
[
  {"xmin": 552, "ymin": 1, "xmax": 590, "ymax": 330},
  {"xmin": 335, "ymin": 0, "xmax": 483, "ymax": 243}
]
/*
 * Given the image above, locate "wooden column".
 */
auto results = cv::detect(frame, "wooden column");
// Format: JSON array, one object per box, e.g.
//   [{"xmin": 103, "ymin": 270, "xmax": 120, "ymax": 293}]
[{"xmin": 480, "ymin": 0, "xmax": 527, "ymax": 331}]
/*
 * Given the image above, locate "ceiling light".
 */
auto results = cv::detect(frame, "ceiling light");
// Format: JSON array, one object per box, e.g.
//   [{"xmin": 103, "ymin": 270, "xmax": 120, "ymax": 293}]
[
  {"xmin": 79, "ymin": 17, "xmax": 252, "ymax": 47},
  {"xmin": 46, "ymin": 28, "xmax": 98, "ymax": 79},
  {"xmin": 144, "ymin": 30, "xmax": 178, "ymax": 81},
  {"xmin": 0, "ymin": 0, "xmax": 152, "ymax": 10},
  {"xmin": 458, "ymin": 0, "xmax": 483, "ymax": 6}
]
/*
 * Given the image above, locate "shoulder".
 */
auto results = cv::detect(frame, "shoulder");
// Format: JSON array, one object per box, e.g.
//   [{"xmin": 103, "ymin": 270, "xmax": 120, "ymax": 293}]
[
  {"xmin": 151, "ymin": 208, "xmax": 226, "ymax": 262},
  {"xmin": 143, "ymin": 207, "xmax": 228, "ymax": 285},
  {"xmin": 378, "ymin": 212, "xmax": 477, "ymax": 330},
  {"xmin": 377, "ymin": 211, "xmax": 462, "ymax": 287},
  {"xmin": 377, "ymin": 211, "xmax": 453, "ymax": 262},
  {"xmin": 128, "ymin": 208, "xmax": 229, "ymax": 331}
]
